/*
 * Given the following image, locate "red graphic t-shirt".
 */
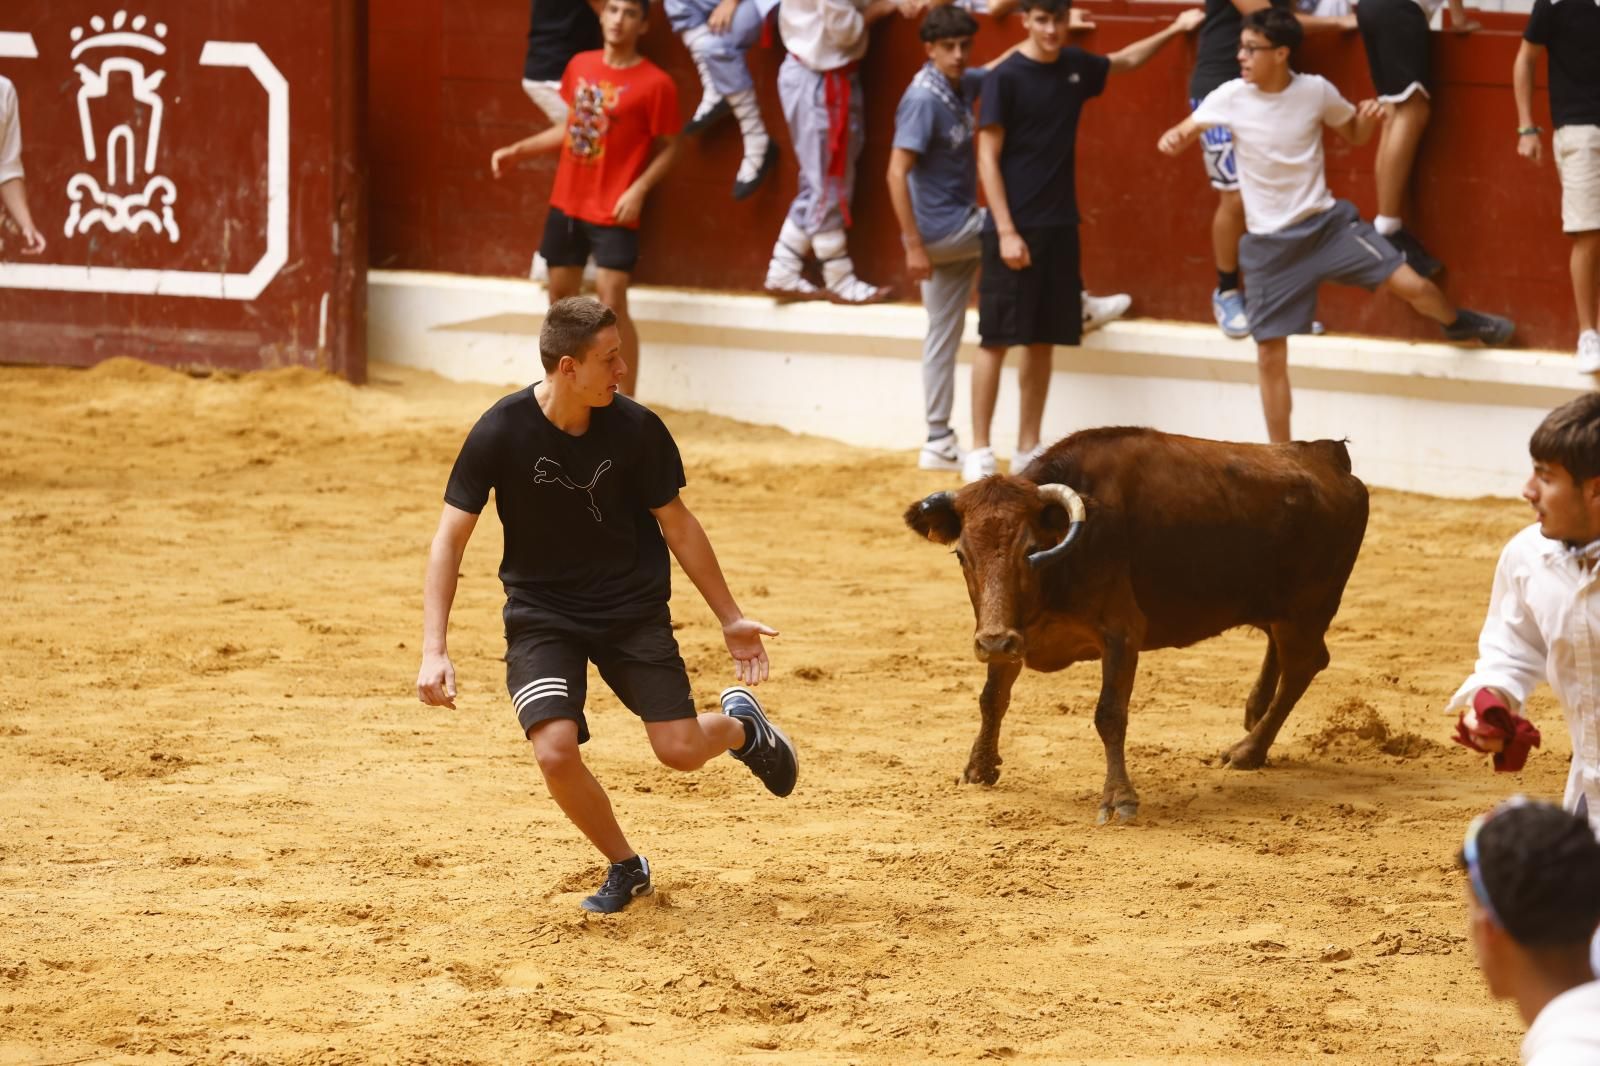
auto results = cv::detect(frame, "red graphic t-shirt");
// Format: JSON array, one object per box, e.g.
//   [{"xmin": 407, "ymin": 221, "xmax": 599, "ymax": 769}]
[{"xmin": 549, "ymin": 51, "xmax": 681, "ymax": 231}]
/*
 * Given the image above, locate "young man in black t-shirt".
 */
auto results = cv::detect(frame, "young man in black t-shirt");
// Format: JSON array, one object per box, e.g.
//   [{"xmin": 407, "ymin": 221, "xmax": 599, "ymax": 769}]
[
  {"xmin": 967, "ymin": 0, "xmax": 1200, "ymax": 482},
  {"xmin": 417, "ymin": 296, "xmax": 798, "ymax": 915},
  {"xmin": 1514, "ymin": 0, "xmax": 1600, "ymax": 373}
]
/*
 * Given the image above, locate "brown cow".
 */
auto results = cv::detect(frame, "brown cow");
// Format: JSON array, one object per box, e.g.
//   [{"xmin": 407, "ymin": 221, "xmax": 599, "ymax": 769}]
[{"xmin": 904, "ymin": 427, "xmax": 1368, "ymax": 824}]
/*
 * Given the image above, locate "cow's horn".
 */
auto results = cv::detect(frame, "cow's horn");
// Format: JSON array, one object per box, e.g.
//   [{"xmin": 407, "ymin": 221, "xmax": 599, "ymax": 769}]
[
  {"xmin": 919, "ymin": 491, "xmax": 956, "ymax": 513},
  {"xmin": 1027, "ymin": 484, "xmax": 1086, "ymax": 569}
]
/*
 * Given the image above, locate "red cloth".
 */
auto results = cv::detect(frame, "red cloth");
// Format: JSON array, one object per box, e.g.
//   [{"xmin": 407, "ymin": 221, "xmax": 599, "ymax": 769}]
[
  {"xmin": 1453, "ymin": 688, "xmax": 1542, "ymax": 773},
  {"xmin": 549, "ymin": 52, "xmax": 681, "ymax": 230},
  {"xmin": 822, "ymin": 63, "xmax": 857, "ymax": 229}
]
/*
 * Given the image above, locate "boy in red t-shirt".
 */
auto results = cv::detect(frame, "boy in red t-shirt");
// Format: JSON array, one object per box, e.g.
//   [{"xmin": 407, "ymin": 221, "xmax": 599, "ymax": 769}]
[{"xmin": 494, "ymin": 0, "xmax": 682, "ymax": 396}]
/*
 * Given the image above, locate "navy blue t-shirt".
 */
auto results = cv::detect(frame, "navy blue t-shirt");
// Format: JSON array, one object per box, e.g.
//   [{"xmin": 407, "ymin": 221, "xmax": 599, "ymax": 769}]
[
  {"xmin": 444, "ymin": 388, "xmax": 686, "ymax": 621},
  {"xmin": 978, "ymin": 49, "xmax": 1111, "ymax": 230},
  {"xmin": 1524, "ymin": 0, "xmax": 1600, "ymax": 129},
  {"xmin": 893, "ymin": 68, "xmax": 986, "ymax": 243}
]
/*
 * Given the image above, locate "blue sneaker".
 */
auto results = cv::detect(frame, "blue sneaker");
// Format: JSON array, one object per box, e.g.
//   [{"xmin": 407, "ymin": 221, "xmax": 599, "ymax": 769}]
[
  {"xmin": 1212, "ymin": 288, "xmax": 1250, "ymax": 339},
  {"xmin": 580, "ymin": 855, "xmax": 652, "ymax": 914},
  {"xmin": 722, "ymin": 686, "xmax": 798, "ymax": 798}
]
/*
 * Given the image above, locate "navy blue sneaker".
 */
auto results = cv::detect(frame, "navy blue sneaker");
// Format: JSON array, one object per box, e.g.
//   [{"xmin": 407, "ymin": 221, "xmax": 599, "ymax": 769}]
[
  {"xmin": 1444, "ymin": 309, "xmax": 1515, "ymax": 346},
  {"xmin": 580, "ymin": 855, "xmax": 652, "ymax": 914},
  {"xmin": 722, "ymin": 686, "xmax": 798, "ymax": 798}
]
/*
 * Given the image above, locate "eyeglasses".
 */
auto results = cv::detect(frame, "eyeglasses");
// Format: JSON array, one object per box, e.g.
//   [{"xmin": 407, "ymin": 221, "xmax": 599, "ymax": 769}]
[
  {"xmin": 1237, "ymin": 43, "xmax": 1283, "ymax": 54},
  {"xmin": 1461, "ymin": 795, "xmax": 1529, "ymax": 927}
]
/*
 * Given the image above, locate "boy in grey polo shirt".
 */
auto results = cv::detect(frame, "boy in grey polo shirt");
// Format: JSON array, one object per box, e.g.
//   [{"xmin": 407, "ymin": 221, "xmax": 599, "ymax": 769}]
[
  {"xmin": 1159, "ymin": 8, "xmax": 1512, "ymax": 444},
  {"xmin": 887, "ymin": 6, "xmax": 1129, "ymax": 473}
]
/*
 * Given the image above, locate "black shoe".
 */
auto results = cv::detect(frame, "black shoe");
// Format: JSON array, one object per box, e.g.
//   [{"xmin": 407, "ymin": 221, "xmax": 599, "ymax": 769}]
[
  {"xmin": 684, "ymin": 98, "xmax": 731, "ymax": 137},
  {"xmin": 1387, "ymin": 228, "xmax": 1443, "ymax": 279},
  {"xmin": 1443, "ymin": 309, "xmax": 1515, "ymax": 346},
  {"xmin": 722, "ymin": 686, "xmax": 798, "ymax": 797},
  {"xmin": 579, "ymin": 855, "xmax": 652, "ymax": 914},
  {"xmin": 733, "ymin": 141, "xmax": 779, "ymax": 201}
]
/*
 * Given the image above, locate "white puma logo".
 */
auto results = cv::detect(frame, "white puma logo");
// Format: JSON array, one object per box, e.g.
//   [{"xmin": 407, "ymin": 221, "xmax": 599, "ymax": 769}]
[{"xmin": 533, "ymin": 456, "xmax": 612, "ymax": 522}]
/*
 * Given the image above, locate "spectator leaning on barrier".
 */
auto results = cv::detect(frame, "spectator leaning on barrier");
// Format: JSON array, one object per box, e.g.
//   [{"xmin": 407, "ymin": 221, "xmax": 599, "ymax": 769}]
[
  {"xmin": 1450, "ymin": 394, "xmax": 1600, "ymax": 854},
  {"xmin": 761, "ymin": 0, "xmax": 904, "ymax": 304},
  {"xmin": 492, "ymin": 0, "xmax": 682, "ymax": 398},
  {"xmin": 1456, "ymin": 798, "xmax": 1600, "ymax": 1060},
  {"xmin": 1186, "ymin": 0, "xmax": 1355, "ymax": 342},
  {"xmin": 1354, "ymin": 0, "xmax": 1480, "ymax": 279},
  {"xmin": 1513, "ymin": 0, "xmax": 1600, "ymax": 374},
  {"xmin": 1157, "ymin": 8, "xmax": 1512, "ymax": 445},
  {"xmin": 0, "ymin": 74, "xmax": 45, "ymax": 256},
  {"xmin": 966, "ymin": 0, "xmax": 1202, "ymax": 483},
  {"xmin": 666, "ymin": 0, "xmax": 781, "ymax": 199}
]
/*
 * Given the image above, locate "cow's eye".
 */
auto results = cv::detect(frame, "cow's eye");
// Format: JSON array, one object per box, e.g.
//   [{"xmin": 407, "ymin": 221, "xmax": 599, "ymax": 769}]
[{"xmin": 951, "ymin": 548, "xmax": 966, "ymax": 566}]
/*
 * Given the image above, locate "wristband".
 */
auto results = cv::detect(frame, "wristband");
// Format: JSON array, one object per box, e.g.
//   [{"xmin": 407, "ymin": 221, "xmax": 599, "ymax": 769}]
[{"xmin": 1518, "ymin": 126, "xmax": 1543, "ymax": 136}]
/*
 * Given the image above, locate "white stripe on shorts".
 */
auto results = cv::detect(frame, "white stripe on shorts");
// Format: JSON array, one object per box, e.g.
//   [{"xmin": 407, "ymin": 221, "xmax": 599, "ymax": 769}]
[{"xmin": 512, "ymin": 677, "xmax": 569, "ymax": 710}]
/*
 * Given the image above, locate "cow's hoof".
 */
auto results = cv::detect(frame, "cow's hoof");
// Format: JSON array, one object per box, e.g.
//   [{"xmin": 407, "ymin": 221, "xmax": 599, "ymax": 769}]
[
  {"xmin": 1222, "ymin": 743, "xmax": 1267, "ymax": 770},
  {"xmin": 1096, "ymin": 802, "xmax": 1139, "ymax": 825},
  {"xmin": 962, "ymin": 764, "xmax": 1001, "ymax": 786}
]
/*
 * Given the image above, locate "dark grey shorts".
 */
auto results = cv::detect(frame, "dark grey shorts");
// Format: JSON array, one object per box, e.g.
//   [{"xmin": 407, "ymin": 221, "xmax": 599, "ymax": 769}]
[
  {"xmin": 1239, "ymin": 200, "xmax": 1405, "ymax": 342},
  {"xmin": 503, "ymin": 601, "xmax": 696, "ymax": 742}
]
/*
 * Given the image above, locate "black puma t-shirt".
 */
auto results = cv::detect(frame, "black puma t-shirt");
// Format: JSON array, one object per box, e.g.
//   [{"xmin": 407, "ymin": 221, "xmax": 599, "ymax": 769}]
[{"xmin": 444, "ymin": 388, "xmax": 686, "ymax": 621}]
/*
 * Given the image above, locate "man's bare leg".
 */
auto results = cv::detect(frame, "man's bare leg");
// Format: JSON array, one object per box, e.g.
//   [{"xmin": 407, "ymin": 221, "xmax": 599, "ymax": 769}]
[
  {"xmin": 1256, "ymin": 337, "xmax": 1292, "ymax": 444},
  {"xmin": 548, "ymin": 265, "xmax": 583, "ymax": 304},
  {"xmin": 528, "ymin": 718, "xmax": 634, "ymax": 863},
  {"xmin": 1017, "ymin": 343, "xmax": 1054, "ymax": 453},
  {"xmin": 1213, "ymin": 190, "xmax": 1245, "ymax": 275},
  {"xmin": 1375, "ymin": 94, "xmax": 1430, "ymax": 221},
  {"xmin": 1380, "ymin": 262, "xmax": 1455, "ymax": 323},
  {"xmin": 971, "ymin": 346, "xmax": 1007, "ymax": 451},
  {"xmin": 645, "ymin": 714, "xmax": 747, "ymax": 771},
  {"xmin": 1573, "ymin": 230, "xmax": 1600, "ymax": 334},
  {"xmin": 595, "ymin": 268, "xmax": 638, "ymax": 396}
]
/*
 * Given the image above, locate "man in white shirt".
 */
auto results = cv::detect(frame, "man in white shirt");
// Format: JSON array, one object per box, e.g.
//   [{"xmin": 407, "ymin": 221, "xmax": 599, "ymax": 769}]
[
  {"xmin": 1157, "ymin": 7, "xmax": 1512, "ymax": 443},
  {"xmin": 761, "ymin": 0, "xmax": 902, "ymax": 304},
  {"xmin": 0, "ymin": 75, "xmax": 45, "ymax": 256},
  {"xmin": 1452, "ymin": 393, "xmax": 1600, "ymax": 843},
  {"xmin": 1456, "ymin": 799, "xmax": 1600, "ymax": 1062}
]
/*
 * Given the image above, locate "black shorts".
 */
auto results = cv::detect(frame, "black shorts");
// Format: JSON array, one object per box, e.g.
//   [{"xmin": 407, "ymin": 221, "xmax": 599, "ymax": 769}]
[
  {"xmin": 1357, "ymin": 0, "xmax": 1432, "ymax": 103},
  {"xmin": 539, "ymin": 204, "xmax": 640, "ymax": 272},
  {"xmin": 503, "ymin": 601, "xmax": 696, "ymax": 742},
  {"xmin": 978, "ymin": 224, "xmax": 1083, "ymax": 348}
]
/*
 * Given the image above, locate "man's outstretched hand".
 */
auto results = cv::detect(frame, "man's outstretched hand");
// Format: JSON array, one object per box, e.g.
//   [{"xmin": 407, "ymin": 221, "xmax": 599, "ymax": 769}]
[{"xmin": 723, "ymin": 617, "xmax": 778, "ymax": 686}]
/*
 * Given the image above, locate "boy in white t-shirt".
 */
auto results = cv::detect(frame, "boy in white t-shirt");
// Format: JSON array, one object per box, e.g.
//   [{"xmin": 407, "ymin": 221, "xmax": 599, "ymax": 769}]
[
  {"xmin": 1456, "ymin": 799, "xmax": 1600, "ymax": 1064},
  {"xmin": 1157, "ymin": 7, "xmax": 1512, "ymax": 443}
]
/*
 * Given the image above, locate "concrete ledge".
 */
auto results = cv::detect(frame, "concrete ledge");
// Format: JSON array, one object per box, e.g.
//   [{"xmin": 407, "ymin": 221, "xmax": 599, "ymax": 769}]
[{"xmin": 370, "ymin": 269, "xmax": 1594, "ymax": 498}]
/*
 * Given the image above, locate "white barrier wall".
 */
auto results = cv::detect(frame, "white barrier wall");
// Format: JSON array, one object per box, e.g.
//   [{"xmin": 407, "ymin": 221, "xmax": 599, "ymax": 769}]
[{"xmin": 370, "ymin": 270, "xmax": 1594, "ymax": 499}]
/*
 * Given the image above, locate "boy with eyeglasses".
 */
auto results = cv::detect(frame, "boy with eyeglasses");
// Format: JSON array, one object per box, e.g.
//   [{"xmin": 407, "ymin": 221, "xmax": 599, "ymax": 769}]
[{"xmin": 1157, "ymin": 7, "xmax": 1513, "ymax": 443}]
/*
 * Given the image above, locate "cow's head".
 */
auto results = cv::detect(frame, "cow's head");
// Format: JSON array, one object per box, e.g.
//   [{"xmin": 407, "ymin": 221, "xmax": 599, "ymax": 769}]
[{"xmin": 904, "ymin": 477, "xmax": 1087, "ymax": 663}]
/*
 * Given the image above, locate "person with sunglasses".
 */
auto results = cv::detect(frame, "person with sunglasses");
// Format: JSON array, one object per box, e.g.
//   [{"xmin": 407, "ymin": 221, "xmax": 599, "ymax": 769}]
[{"xmin": 1457, "ymin": 798, "xmax": 1600, "ymax": 1061}]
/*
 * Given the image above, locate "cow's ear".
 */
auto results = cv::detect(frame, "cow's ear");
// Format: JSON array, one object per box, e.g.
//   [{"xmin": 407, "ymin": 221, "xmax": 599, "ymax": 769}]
[{"xmin": 904, "ymin": 492, "xmax": 961, "ymax": 544}]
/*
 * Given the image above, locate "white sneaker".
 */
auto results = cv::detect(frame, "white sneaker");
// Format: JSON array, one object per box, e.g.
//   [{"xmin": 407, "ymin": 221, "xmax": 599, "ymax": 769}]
[
  {"xmin": 1082, "ymin": 291, "xmax": 1131, "ymax": 334},
  {"xmin": 919, "ymin": 432, "xmax": 963, "ymax": 471},
  {"xmin": 961, "ymin": 446, "xmax": 997, "ymax": 483},
  {"xmin": 1012, "ymin": 443, "xmax": 1047, "ymax": 474},
  {"xmin": 1578, "ymin": 330, "xmax": 1600, "ymax": 374}
]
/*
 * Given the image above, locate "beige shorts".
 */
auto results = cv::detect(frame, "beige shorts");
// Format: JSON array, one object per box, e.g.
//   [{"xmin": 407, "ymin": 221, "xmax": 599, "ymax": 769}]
[{"xmin": 1555, "ymin": 124, "xmax": 1600, "ymax": 234}]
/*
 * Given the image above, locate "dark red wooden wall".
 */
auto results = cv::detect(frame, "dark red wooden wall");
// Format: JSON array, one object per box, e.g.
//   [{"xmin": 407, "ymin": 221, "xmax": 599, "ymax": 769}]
[{"xmin": 368, "ymin": 2, "xmax": 1573, "ymax": 351}]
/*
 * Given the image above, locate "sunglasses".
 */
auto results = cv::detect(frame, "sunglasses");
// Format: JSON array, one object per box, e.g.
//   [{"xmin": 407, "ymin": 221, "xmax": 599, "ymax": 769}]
[{"xmin": 1461, "ymin": 795, "xmax": 1530, "ymax": 927}]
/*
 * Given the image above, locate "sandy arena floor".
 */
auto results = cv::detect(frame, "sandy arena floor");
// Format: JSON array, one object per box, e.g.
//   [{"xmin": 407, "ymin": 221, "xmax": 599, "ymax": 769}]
[{"xmin": 0, "ymin": 360, "xmax": 1570, "ymax": 1064}]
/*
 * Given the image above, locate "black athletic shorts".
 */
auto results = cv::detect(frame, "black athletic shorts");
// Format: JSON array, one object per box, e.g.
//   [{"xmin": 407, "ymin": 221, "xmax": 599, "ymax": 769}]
[
  {"xmin": 978, "ymin": 224, "xmax": 1083, "ymax": 348},
  {"xmin": 539, "ymin": 204, "xmax": 641, "ymax": 272},
  {"xmin": 1357, "ymin": 0, "xmax": 1432, "ymax": 103},
  {"xmin": 503, "ymin": 601, "xmax": 696, "ymax": 742}
]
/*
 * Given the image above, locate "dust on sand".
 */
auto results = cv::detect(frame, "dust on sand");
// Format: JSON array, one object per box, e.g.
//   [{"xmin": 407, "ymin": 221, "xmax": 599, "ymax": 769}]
[{"xmin": 0, "ymin": 360, "xmax": 1562, "ymax": 1064}]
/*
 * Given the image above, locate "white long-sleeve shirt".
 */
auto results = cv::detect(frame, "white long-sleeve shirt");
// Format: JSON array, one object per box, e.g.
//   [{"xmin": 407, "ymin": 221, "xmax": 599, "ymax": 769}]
[
  {"xmin": 1448, "ymin": 523, "xmax": 1600, "ymax": 831},
  {"xmin": 0, "ymin": 76, "xmax": 24, "ymax": 185},
  {"xmin": 778, "ymin": 0, "xmax": 869, "ymax": 71}
]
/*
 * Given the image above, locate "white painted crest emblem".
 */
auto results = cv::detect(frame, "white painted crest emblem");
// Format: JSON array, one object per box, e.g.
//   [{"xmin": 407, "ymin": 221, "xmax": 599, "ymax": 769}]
[{"xmin": 65, "ymin": 10, "xmax": 180, "ymax": 243}]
